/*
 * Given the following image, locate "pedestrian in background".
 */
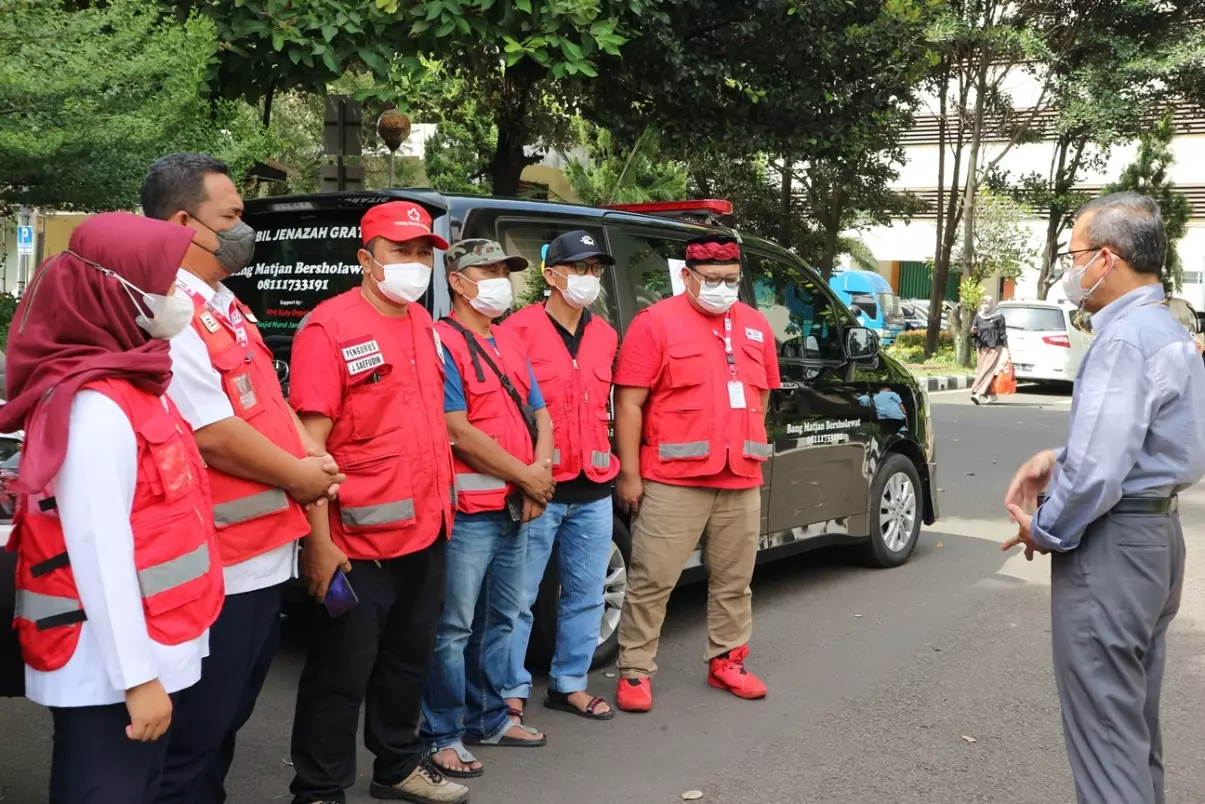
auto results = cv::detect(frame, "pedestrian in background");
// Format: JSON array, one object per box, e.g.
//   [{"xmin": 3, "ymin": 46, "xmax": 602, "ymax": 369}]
[
  {"xmin": 502, "ymin": 230, "xmax": 620, "ymax": 723},
  {"xmin": 141, "ymin": 153, "xmax": 344, "ymax": 804},
  {"xmin": 1003, "ymin": 191, "xmax": 1205, "ymax": 804},
  {"xmin": 0, "ymin": 214, "xmax": 225, "ymax": 803},
  {"xmin": 421, "ymin": 240, "xmax": 555, "ymax": 777},
  {"xmin": 285, "ymin": 202, "xmax": 466, "ymax": 804},
  {"xmin": 970, "ymin": 295, "xmax": 1007, "ymax": 405},
  {"xmin": 612, "ymin": 234, "xmax": 780, "ymax": 713}
]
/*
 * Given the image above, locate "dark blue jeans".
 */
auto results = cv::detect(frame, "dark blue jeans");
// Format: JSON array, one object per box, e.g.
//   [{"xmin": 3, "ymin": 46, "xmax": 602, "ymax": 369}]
[{"xmin": 420, "ymin": 510, "xmax": 527, "ymax": 752}]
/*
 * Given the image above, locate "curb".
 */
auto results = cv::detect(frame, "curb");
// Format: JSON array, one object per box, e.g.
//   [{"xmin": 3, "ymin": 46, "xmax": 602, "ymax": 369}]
[{"xmin": 921, "ymin": 375, "xmax": 976, "ymax": 392}]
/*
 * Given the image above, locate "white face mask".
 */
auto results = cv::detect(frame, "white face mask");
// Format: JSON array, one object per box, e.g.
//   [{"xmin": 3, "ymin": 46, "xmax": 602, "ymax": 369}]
[
  {"xmin": 134, "ymin": 292, "xmax": 195, "ymax": 340},
  {"xmin": 460, "ymin": 276, "xmax": 514, "ymax": 318},
  {"xmin": 72, "ymin": 251, "xmax": 193, "ymax": 340},
  {"xmin": 1061, "ymin": 251, "xmax": 1106, "ymax": 307},
  {"xmin": 374, "ymin": 259, "xmax": 431, "ymax": 304},
  {"xmin": 687, "ymin": 270, "xmax": 740, "ymax": 314},
  {"xmin": 552, "ymin": 270, "xmax": 601, "ymax": 309}
]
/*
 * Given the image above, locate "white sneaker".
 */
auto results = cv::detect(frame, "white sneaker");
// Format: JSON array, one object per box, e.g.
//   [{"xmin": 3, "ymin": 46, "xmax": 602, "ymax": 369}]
[{"xmin": 369, "ymin": 763, "xmax": 470, "ymax": 803}]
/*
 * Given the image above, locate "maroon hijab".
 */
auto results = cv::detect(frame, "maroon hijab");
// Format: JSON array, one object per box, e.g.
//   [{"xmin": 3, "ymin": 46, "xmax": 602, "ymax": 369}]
[{"xmin": 0, "ymin": 213, "xmax": 194, "ymax": 491}]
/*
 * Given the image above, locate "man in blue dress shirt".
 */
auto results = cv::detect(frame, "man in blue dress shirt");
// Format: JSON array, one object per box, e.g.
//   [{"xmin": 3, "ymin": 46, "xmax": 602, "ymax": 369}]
[{"xmin": 1004, "ymin": 192, "xmax": 1205, "ymax": 804}]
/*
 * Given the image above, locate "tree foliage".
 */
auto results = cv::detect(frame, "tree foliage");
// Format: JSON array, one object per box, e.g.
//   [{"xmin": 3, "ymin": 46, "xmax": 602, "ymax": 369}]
[
  {"xmin": 174, "ymin": 0, "xmax": 643, "ymax": 196},
  {"xmin": 564, "ymin": 123, "xmax": 686, "ymax": 207},
  {"xmin": 1105, "ymin": 115, "xmax": 1190, "ymax": 294},
  {"xmin": 0, "ymin": 0, "xmax": 272, "ymax": 213}
]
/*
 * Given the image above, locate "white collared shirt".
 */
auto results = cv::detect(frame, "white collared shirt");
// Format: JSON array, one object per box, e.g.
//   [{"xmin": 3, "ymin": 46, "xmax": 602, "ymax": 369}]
[
  {"xmin": 168, "ymin": 269, "xmax": 297, "ymax": 596},
  {"xmin": 24, "ymin": 391, "xmax": 209, "ymax": 707}
]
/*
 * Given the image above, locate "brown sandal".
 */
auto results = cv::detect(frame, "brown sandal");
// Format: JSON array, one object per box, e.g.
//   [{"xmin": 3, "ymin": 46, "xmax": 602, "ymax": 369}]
[{"xmin": 544, "ymin": 691, "xmax": 616, "ymax": 721}]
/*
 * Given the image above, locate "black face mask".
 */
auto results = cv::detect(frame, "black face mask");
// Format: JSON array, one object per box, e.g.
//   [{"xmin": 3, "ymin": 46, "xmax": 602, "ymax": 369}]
[{"xmin": 190, "ymin": 215, "xmax": 256, "ymax": 275}]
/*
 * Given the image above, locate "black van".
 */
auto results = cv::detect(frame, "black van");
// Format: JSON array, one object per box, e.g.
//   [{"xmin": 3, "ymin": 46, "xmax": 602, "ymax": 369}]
[{"xmin": 231, "ymin": 189, "xmax": 939, "ymax": 667}]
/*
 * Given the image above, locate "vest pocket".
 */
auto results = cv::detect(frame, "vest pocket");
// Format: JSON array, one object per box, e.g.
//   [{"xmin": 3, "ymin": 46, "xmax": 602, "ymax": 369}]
[
  {"xmin": 347, "ymin": 364, "xmax": 401, "ymax": 441},
  {"xmin": 134, "ymin": 508, "xmax": 213, "ymax": 621},
  {"xmin": 655, "ymin": 346, "xmax": 712, "ymax": 471},
  {"xmin": 739, "ymin": 342, "xmax": 769, "ymax": 390},
  {"xmin": 138, "ymin": 417, "xmax": 197, "ymax": 503},
  {"xmin": 337, "ymin": 452, "xmax": 416, "ymax": 532}
]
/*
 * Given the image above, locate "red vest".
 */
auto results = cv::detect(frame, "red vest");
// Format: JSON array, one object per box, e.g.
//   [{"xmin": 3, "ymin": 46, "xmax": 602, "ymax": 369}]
[
  {"xmin": 502, "ymin": 305, "xmax": 619, "ymax": 484},
  {"xmin": 10, "ymin": 379, "xmax": 225, "ymax": 672},
  {"xmin": 182, "ymin": 287, "xmax": 309, "ymax": 565},
  {"xmin": 435, "ymin": 315, "xmax": 535, "ymax": 514},
  {"xmin": 636, "ymin": 295, "xmax": 773, "ymax": 483},
  {"xmin": 301, "ymin": 291, "xmax": 454, "ymax": 559}
]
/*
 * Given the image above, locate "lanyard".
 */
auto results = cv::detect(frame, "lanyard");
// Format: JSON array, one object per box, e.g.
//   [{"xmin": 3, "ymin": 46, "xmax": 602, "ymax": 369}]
[
  {"xmin": 177, "ymin": 279, "xmax": 248, "ymax": 347},
  {"xmin": 713, "ymin": 314, "xmax": 737, "ymax": 380}
]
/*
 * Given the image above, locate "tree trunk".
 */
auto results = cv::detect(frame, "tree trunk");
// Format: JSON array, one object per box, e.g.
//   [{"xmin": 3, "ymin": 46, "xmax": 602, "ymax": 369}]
[
  {"xmin": 488, "ymin": 65, "xmax": 541, "ymax": 197},
  {"xmin": 925, "ymin": 59, "xmax": 951, "ymax": 357},
  {"xmin": 821, "ymin": 223, "xmax": 841, "ymax": 281},
  {"xmin": 779, "ymin": 154, "xmax": 793, "ymax": 246},
  {"xmin": 956, "ymin": 61, "xmax": 990, "ymax": 369}
]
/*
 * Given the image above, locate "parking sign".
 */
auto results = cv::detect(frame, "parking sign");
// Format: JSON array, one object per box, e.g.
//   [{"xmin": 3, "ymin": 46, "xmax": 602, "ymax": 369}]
[{"xmin": 16, "ymin": 226, "xmax": 33, "ymax": 256}]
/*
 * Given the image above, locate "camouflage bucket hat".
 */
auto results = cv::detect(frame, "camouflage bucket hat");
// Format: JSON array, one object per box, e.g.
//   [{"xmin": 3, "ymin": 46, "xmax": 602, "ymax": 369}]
[{"xmin": 445, "ymin": 239, "xmax": 529, "ymax": 272}]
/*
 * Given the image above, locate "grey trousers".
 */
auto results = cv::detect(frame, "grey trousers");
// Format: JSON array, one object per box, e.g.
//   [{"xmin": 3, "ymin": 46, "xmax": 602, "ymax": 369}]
[{"xmin": 1051, "ymin": 511, "xmax": 1185, "ymax": 804}]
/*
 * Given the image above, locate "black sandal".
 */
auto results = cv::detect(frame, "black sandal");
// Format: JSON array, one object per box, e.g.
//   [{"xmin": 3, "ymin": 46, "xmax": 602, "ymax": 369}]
[{"xmin": 543, "ymin": 690, "xmax": 616, "ymax": 721}]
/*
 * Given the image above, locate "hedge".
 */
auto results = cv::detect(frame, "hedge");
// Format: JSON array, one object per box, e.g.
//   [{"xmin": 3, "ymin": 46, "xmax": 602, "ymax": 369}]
[{"xmin": 893, "ymin": 330, "xmax": 955, "ymax": 350}]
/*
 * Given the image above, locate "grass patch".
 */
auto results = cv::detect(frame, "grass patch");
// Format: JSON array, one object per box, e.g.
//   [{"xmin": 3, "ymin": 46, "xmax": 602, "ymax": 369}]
[{"xmin": 886, "ymin": 344, "xmax": 976, "ymax": 378}]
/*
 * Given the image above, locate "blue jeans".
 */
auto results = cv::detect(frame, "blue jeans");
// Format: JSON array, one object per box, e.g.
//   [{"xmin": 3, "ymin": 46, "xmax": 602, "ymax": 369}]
[
  {"xmin": 504, "ymin": 497, "xmax": 613, "ymax": 699},
  {"xmin": 420, "ymin": 510, "xmax": 527, "ymax": 752}
]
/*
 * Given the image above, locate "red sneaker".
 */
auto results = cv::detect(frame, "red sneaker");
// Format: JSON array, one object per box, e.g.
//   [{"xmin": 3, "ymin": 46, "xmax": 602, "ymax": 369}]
[
  {"xmin": 708, "ymin": 645, "xmax": 767, "ymax": 699},
  {"xmin": 616, "ymin": 677, "xmax": 653, "ymax": 712}
]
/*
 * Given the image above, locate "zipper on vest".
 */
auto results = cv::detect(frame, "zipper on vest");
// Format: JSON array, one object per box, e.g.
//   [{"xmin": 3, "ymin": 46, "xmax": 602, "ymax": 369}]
[{"xmin": 574, "ymin": 358, "xmax": 588, "ymax": 403}]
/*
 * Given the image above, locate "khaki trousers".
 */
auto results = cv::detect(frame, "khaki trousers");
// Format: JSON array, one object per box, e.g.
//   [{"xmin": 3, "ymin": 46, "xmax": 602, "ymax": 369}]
[{"xmin": 617, "ymin": 480, "xmax": 760, "ymax": 678}]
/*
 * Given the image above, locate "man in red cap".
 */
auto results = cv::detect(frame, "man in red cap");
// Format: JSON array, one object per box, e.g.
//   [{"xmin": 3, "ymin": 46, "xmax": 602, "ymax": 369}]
[
  {"xmin": 612, "ymin": 233, "xmax": 780, "ymax": 712},
  {"xmin": 285, "ymin": 201, "xmax": 468, "ymax": 804}
]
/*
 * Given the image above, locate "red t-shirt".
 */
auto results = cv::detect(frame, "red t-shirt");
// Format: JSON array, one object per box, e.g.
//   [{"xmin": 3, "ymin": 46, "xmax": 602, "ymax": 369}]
[
  {"xmin": 289, "ymin": 295, "xmax": 444, "ymax": 557},
  {"xmin": 615, "ymin": 299, "xmax": 781, "ymax": 490}
]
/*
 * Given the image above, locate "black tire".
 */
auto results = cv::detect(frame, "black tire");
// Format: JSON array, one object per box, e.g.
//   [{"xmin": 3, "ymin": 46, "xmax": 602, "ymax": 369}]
[
  {"xmin": 526, "ymin": 512, "xmax": 632, "ymax": 672},
  {"xmin": 858, "ymin": 453, "xmax": 922, "ymax": 568}
]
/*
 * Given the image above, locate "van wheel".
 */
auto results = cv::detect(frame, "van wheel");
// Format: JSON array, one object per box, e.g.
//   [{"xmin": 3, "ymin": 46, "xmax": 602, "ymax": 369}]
[
  {"xmin": 526, "ymin": 513, "xmax": 632, "ymax": 672},
  {"xmin": 859, "ymin": 454, "xmax": 922, "ymax": 568}
]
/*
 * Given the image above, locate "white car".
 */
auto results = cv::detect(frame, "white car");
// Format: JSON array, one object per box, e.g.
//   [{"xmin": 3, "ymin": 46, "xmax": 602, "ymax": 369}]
[{"xmin": 998, "ymin": 300, "xmax": 1092, "ymax": 385}]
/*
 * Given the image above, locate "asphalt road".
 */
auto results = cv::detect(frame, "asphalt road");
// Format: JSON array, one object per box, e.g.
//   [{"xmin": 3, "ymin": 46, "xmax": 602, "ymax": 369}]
[{"xmin": 5, "ymin": 384, "xmax": 1205, "ymax": 804}]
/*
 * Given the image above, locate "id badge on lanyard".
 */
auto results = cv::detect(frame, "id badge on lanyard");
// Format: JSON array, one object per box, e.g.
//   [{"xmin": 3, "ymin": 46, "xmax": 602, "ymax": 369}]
[
  {"xmin": 716, "ymin": 316, "xmax": 746, "ymax": 409},
  {"xmin": 227, "ymin": 306, "xmax": 250, "ymax": 348}
]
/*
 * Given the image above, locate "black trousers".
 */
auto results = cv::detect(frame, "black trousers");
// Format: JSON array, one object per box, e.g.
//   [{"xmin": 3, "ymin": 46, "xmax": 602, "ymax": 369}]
[
  {"xmin": 158, "ymin": 583, "xmax": 283, "ymax": 804},
  {"xmin": 50, "ymin": 699, "xmax": 176, "ymax": 804},
  {"xmin": 289, "ymin": 537, "xmax": 447, "ymax": 804}
]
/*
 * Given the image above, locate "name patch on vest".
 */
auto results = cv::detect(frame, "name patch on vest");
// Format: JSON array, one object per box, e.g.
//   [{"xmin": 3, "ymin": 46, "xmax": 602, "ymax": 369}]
[
  {"xmin": 341, "ymin": 340, "xmax": 381, "ymax": 362},
  {"xmin": 347, "ymin": 352, "xmax": 385, "ymax": 376},
  {"xmin": 433, "ymin": 330, "xmax": 444, "ymax": 361},
  {"xmin": 199, "ymin": 311, "xmax": 221, "ymax": 333},
  {"xmin": 232, "ymin": 373, "xmax": 257, "ymax": 410},
  {"xmin": 744, "ymin": 327, "xmax": 764, "ymax": 343}
]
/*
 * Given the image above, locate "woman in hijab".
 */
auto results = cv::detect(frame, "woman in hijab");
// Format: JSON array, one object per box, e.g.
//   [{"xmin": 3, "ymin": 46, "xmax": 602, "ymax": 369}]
[
  {"xmin": 970, "ymin": 295, "xmax": 1009, "ymax": 404},
  {"xmin": 0, "ymin": 213, "xmax": 225, "ymax": 803}
]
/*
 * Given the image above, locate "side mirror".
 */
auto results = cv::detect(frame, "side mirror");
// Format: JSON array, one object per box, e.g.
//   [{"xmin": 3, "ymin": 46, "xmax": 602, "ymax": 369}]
[{"xmin": 845, "ymin": 326, "xmax": 879, "ymax": 361}]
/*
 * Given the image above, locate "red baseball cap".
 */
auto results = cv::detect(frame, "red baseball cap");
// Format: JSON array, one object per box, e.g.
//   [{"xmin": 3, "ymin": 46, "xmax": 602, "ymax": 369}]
[{"xmin": 360, "ymin": 201, "xmax": 449, "ymax": 250}]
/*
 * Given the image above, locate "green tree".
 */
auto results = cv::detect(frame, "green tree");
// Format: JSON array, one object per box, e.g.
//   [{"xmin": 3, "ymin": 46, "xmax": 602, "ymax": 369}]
[
  {"xmin": 0, "ymin": 0, "xmax": 271, "ymax": 213},
  {"xmin": 564, "ymin": 123, "xmax": 687, "ymax": 207},
  {"xmin": 176, "ymin": 0, "xmax": 643, "ymax": 196},
  {"xmin": 950, "ymin": 188, "xmax": 1036, "ymax": 365},
  {"xmin": 1105, "ymin": 115, "xmax": 1190, "ymax": 294}
]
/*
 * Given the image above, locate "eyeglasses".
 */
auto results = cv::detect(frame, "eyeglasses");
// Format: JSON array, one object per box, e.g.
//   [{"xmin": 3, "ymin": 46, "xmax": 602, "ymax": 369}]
[
  {"xmin": 689, "ymin": 268, "xmax": 742, "ymax": 288},
  {"xmin": 557, "ymin": 261, "xmax": 605, "ymax": 277},
  {"xmin": 1054, "ymin": 248, "xmax": 1100, "ymax": 273}
]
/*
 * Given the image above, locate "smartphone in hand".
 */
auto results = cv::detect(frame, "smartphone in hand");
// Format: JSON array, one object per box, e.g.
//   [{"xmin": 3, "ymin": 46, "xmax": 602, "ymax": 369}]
[{"xmin": 324, "ymin": 569, "xmax": 359, "ymax": 617}]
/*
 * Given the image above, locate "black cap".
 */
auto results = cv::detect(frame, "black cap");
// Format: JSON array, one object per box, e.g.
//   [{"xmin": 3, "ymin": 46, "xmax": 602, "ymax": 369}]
[{"xmin": 545, "ymin": 230, "xmax": 615, "ymax": 268}]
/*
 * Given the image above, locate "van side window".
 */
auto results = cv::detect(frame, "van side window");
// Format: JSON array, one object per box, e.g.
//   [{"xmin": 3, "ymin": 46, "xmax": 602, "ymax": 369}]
[
  {"xmin": 493, "ymin": 220, "xmax": 617, "ymax": 326},
  {"xmin": 606, "ymin": 224, "xmax": 690, "ymax": 314},
  {"xmin": 747, "ymin": 252, "xmax": 845, "ymax": 362}
]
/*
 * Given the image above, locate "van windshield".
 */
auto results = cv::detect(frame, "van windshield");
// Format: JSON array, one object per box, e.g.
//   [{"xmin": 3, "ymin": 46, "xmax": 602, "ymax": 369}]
[{"xmin": 1000, "ymin": 306, "xmax": 1066, "ymax": 332}]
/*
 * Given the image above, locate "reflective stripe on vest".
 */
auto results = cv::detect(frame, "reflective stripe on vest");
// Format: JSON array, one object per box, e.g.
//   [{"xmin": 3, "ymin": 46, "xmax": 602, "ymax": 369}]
[
  {"xmin": 659, "ymin": 441, "xmax": 710, "ymax": 460},
  {"xmin": 138, "ymin": 543, "xmax": 211, "ymax": 599},
  {"xmin": 552, "ymin": 449, "xmax": 561, "ymax": 465},
  {"xmin": 17, "ymin": 544, "xmax": 211, "ymax": 629},
  {"xmin": 14, "ymin": 590, "xmax": 83, "ymax": 629},
  {"xmin": 744, "ymin": 441, "xmax": 772, "ymax": 459},
  {"xmin": 591, "ymin": 451, "xmax": 611, "ymax": 469},
  {"xmin": 341, "ymin": 499, "xmax": 416, "ymax": 528},
  {"xmin": 213, "ymin": 489, "xmax": 290, "ymax": 528},
  {"xmin": 455, "ymin": 473, "xmax": 507, "ymax": 492}
]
